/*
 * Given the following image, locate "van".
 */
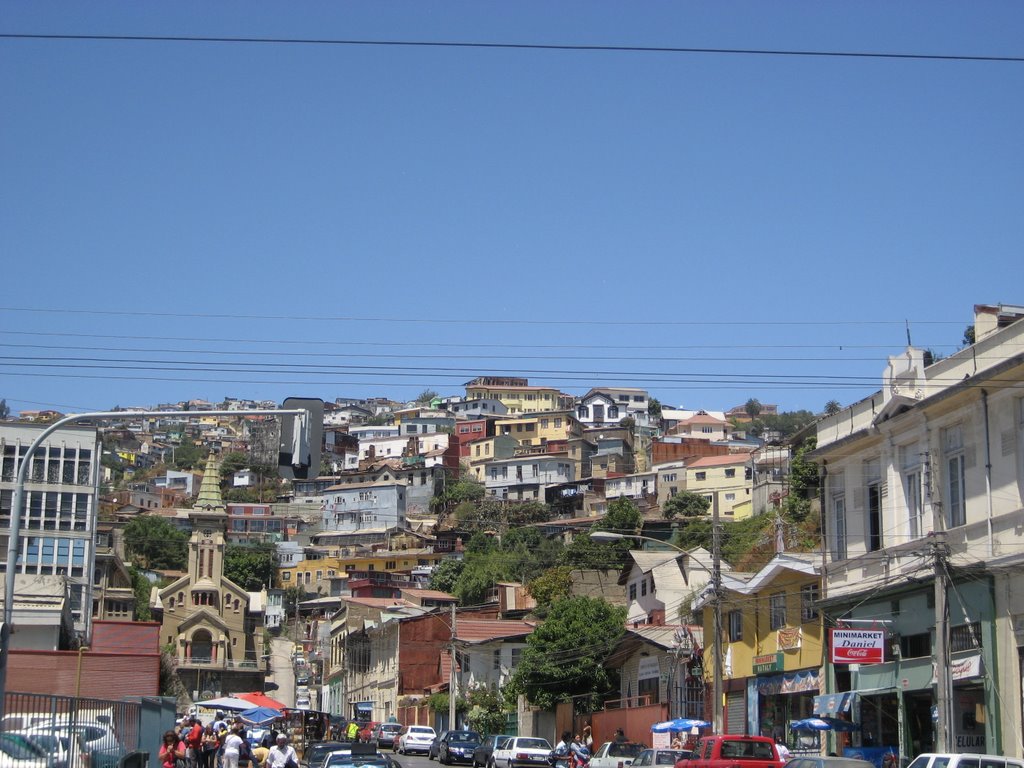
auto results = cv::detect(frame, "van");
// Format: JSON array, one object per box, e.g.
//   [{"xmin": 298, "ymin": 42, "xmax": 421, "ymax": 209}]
[{"xmin": 907, "ymin": 755, "xmax": 1024, "ymax": 768}]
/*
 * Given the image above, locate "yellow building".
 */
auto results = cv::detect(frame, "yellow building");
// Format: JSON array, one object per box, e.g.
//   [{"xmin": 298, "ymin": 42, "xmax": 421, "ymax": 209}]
[
  {"xmin": 685, "ymin": 454, "xmax": 753, "ymax": 519},
  {"xmin": 700, "ymin": 552, "xmax": 824, "ymax": 737},
  {"xmin": 464, "ymin": 378, "xmax": 570, "ymax": 414},
  {"xmin": 278, "ymin": 547, "xmax": 446, "ymax": 593}
]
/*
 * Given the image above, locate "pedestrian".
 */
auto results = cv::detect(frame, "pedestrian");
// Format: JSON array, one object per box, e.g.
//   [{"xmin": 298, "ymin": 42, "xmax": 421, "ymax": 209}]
[
  {"xmin": 670, "ymin": 737, "xmax": 682, "ymax": 750},
  {"xmin": 222, "ymin": 726, "xmax": 244, "ymax": 768},
  {"xmin": 251, "ymin": 743, "xmax": 270, "ymax": 768},
  {"xmin": 582, "ymin": 726, "xmax": 593, "ymax": 751},
  {"xmin": 614, "ymin": 729, "xmax": 626, "ymax": 743},
  {"xmin": 266, "ymin": 734, "xmax": 299, "ymax": 768},
  {"xmin": 185, "ymin": 718, "xmax": 204, "ymax": 768},
  {"xmin": 199, "ymin": 726, "xmax": 220, "ymax": 768},
  {"xmin": 345, "ymin": 721, "xmax": 359, "ymax": 742},
  {"xmin": 774, "ymin": 739, "xmax": 791, "ymax": 762},
  {"xmin": 161, "ymin": 731, "xmax": 187, "ymax": 768}
]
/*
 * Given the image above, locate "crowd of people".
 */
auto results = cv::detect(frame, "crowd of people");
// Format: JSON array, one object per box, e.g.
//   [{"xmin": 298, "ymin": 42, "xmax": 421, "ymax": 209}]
[{"xmin": 160, "ymin": 713, "xmax": 299, "ymax": 768}]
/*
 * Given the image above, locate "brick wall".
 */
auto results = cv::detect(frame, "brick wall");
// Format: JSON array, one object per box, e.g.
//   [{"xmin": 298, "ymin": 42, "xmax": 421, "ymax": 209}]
[{"xmin": 92, "ymin": 620, "xmax": 162, "ymax": 653}]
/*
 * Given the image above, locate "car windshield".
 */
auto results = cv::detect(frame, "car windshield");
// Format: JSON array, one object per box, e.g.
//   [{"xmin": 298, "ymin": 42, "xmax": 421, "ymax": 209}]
[
  {"xmin": 410, "ymin": 728, "xmax": 434, "ymax": 735},
  {"xmin": 656, "ymin": 753, "xmax": 685, "ymax": 765},
  {"xmin": 608, "ymin": 744, "xmax": 645, "ymax": 758},
  {"xmin": 450, "ymin": 733, "xmax": 481, "ymax": 743},
  {"xmin": 0, "ymin": 733, "xmax": 48, "ymax": 760},
  {"xmin": 517, "ymin": 739, "xmax": 551, "ymax": 750},
  {"xmin": 324, "ymin": 759, "xmax": 391, "ymax": 768}
]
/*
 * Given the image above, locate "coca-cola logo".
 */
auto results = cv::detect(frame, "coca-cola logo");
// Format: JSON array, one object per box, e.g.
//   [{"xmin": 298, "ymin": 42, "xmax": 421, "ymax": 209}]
[{"xmin": 845, "ymin": 649, "xmax": 870, "ymax": 658}]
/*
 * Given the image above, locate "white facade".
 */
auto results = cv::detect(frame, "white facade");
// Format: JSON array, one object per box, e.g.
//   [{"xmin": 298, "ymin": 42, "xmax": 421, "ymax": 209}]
[
  {"xmin": 482, "ymin": 456, "xmax": 574, "ymax": 499},
  {"xmin": 320, "ymin": 480, "xmax": 407, "ymax": 532},
  {"xmin": 358, "ymin": 433, "xmax": 451, "ymax": 462},
  {"xmin": 458, "ymin": 638, "xmax": 529, "ymax": 691},
  {"xmin": 0, "ymin": 423, "xmax": 100, "ymax": 636},
  {"xmin": 623, "ymin": 549, "xmax": 716, "ymax": 626},
  {"xmin": 605, "ymin": 471, "xmax": 656, "ymax": 501}
]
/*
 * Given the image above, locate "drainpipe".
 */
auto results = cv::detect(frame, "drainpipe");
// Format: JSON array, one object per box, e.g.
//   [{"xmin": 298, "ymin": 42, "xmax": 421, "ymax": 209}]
[{"xmin": 981, "ymin": 390, "xmax": 994, "ymax": 558}]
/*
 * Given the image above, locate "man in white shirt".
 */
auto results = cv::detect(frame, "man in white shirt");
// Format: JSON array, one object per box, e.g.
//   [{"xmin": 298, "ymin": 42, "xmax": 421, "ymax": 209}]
[{"xmin": 266, "ymin": 735, "xmax": 298, "ymax": 768}]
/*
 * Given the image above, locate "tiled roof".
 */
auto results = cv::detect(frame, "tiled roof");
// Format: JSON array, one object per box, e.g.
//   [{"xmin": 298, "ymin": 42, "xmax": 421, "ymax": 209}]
[
  {"xmin": 402, "ymin": 588, "xmax": 457, "ymax": 601},
  {"xmin": 455, "ymin": 618, "xmax": 535, "ymax": 644}
]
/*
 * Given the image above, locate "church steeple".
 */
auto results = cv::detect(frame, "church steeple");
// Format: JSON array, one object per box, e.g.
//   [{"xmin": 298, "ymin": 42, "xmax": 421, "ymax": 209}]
[{"xmin": 194, "ymin": 453, "xmax": 226, "ymax": 512}]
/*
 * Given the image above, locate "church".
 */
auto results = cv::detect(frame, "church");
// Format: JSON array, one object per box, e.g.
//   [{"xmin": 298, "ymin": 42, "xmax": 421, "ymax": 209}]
[{"xmin": 151, "ymin": 453, "xmax": 267, "ymax": 703}]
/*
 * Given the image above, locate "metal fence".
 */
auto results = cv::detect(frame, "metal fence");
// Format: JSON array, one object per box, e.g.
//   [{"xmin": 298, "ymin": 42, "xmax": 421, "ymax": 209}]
[{"xmin": 0, "ymin": 692, "xmax": 145, "ymax": 768}]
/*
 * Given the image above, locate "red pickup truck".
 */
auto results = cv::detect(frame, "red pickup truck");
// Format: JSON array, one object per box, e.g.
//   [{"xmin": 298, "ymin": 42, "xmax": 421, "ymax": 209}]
[{"xmin": 675, "ymin": 736, "xmax": 785, "ymax": 768}]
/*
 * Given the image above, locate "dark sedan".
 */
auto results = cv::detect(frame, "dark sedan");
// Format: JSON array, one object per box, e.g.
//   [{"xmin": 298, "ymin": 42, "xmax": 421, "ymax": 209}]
[
  {"xmin": 438, "ymin": 732, "xmax": 482, "ymax": 765},
  {"xmin": 473, "ymin": 736, "xmax": 514, "ymax": 768}
]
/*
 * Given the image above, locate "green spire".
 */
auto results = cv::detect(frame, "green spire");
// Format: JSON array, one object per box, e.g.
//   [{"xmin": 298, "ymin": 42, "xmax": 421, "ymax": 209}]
[{"xmin": 194, "ymin": 452, "xmax": 225, "ymax": 512}]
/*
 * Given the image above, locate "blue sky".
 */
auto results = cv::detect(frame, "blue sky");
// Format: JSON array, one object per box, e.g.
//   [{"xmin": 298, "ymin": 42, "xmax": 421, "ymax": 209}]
[{"xmin": 2, "ymin": 2, "xmax": 1022, "ymax": 415}]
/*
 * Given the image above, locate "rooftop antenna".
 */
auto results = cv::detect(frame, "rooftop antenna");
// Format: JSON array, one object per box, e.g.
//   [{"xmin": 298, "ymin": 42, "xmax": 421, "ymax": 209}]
[{"xmin": 905, "ymin": 319, "xmax": 913, "ymax": 347}]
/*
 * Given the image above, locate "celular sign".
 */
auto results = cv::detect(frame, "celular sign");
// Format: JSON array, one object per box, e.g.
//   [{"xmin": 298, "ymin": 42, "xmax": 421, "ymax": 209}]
[{"xmin": 830, "ymin": 628, "xmax": 885, "ymax": 664}]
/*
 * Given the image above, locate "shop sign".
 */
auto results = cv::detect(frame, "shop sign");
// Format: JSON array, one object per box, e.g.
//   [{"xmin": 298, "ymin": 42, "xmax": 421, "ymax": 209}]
[
  {"xmin": 753, "ymin": 652, "xmax": 783, "ymax": 674},
  {"xmin": 830, "ymin": 628, "xmax": 885, "ymax": 664},
  {"xmin": 950, "ymin": 654, "xmax": 982, "ymax": 681},
  {"xmin": 638, "ymin": 656, "xmax": 661, "ymax": 680}
]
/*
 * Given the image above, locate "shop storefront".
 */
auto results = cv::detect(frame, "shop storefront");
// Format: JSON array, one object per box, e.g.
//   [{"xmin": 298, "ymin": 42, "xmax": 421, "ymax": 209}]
[{"xmin": 749, "ymin": 656, "xmax": 819, "ymax": 744}]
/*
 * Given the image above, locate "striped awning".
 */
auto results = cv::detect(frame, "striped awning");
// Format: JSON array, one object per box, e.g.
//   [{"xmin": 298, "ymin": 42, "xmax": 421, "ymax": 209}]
[{"xmin": 812, "ymin": 691, "xmax": 856, "ymax": 716}]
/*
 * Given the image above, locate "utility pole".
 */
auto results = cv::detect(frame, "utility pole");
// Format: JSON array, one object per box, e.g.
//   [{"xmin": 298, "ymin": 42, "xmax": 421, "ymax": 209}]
[
  {"xmin": 711, "ymin": 502, "xmax": 724, "ymax": 734},
  {"xmin": 448, "ymin": 602, "xmax": 457, "ymax": 730},
  {"xmin": 932, "ymin": 531, "xmax": 951, "ymax": 751}
]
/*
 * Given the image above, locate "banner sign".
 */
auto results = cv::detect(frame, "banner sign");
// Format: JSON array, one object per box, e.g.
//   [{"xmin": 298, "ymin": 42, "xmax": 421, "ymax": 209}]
[
  {"xmin": 753, "ymin": 652, "xmax": 782, "ymax": 674},
  {"xmin": 830, "ymin": 628, "xmax": 885, "ymax": 664}
]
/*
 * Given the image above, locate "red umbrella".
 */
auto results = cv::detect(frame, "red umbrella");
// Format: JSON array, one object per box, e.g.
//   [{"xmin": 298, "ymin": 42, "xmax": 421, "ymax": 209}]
[{"xmin": 237, "ymin": 691, "xmax": 287, "ymax": 709}]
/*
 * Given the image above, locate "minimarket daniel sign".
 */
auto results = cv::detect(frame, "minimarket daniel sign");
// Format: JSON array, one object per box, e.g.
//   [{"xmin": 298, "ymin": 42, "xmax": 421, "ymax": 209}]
[{"xmin": 830, "ymin": 628, "xmax": 885, "ymax": 664}]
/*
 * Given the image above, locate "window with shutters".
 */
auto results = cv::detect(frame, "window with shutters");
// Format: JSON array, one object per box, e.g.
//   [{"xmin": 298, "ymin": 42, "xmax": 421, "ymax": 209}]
[
  {"xmin": 864, "ymin": 458, "xmax": 883, "ymax": 552},
  {"xmin": 830, "ymin": 472, "xmax": 847, "ymax": 560},
  {"xmin": 943, "ymin": 425, "xmax": 967, "ymax": 528},
  {"xmin": 769, "ymin": 592, "xmax": 787, "ymax": 630},
  {"xmin": 728, "ymin": 609, "xmax": 743, "ymax": 641}
]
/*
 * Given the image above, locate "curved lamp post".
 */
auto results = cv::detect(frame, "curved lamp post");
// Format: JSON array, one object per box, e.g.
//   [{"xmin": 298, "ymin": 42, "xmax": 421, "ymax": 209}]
[{"xmin": 590, "ymin": 530, "xmax": 724, "ymax": 734}]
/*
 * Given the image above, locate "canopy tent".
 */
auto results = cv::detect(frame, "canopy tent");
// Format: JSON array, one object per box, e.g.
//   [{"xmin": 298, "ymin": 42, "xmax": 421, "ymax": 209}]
[
  {"xmin": 651, "ymin": 719, "xmax": 712, "ymax": 733},
  {"xmin": 237, "ymin": 692, "xmax": 287, "ymax": 710},
  {"xmin": 195, "ymin": 696, "xmax": 255, "ymax": 712},
  {"xmin": 239, "ymin": 706, "xmax": 283, "ymax": 726},
  {"xmin": 790, "ymin": 718, "xmax": 859, "ymax": 732}
]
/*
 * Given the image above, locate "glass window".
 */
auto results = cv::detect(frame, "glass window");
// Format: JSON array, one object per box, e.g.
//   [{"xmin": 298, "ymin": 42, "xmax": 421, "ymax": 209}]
[
  {"xmin": 728, "ymin": 610, "xmax": 742, "ymax": 642},
  {"xmin": 801, "ymin": 584, "xmax": 819, "ymax": 621},
  {"xmin": 769, "ymin": 592, "xmax": 787, "ymax": 629},
  {"xmin": 832, "ymin": 494, "xmax": 847, "ymax": 560}
]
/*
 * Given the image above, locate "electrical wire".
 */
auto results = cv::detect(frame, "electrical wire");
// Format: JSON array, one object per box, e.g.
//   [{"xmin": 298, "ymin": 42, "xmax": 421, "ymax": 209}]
[{"xmin": 2, "ymin": 33, "xmax": 1023, "ymax": 64}]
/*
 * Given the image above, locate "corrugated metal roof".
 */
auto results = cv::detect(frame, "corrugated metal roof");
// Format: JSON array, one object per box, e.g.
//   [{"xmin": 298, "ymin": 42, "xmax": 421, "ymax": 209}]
[{"xmin": 455, "ymin": 618, "xmax": 534, "ymax": 644}]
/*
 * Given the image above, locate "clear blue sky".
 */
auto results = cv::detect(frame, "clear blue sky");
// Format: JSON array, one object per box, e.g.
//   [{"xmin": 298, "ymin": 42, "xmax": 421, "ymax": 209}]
[{"xmin": 2, "ymin": 2, "xmax": 1022, "ymax": 415}]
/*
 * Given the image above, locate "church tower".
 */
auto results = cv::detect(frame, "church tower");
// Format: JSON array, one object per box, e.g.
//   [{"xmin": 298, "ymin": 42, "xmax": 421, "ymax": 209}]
[{"xmin": 189, "ymin": 452, "xmax": 228, "ymax": 587}]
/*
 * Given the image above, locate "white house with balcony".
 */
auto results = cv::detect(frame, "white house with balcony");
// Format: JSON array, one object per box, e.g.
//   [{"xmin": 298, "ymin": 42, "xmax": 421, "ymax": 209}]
[
  {"xmin": 810, "ymin": 303, "xmax": 1024, "ymax": 757},
  {"xmin": 320, "ymin": 479, "xmax": 407, "ymax": 532},
  {"xmin": 454, "ymin": 618, "xmax": 534, "ymax": 692},
  {"xmin": 620, "ymin": 548, "xmax": 719, "ymax": 626},
  {"xmin": 605, "ymin": 470, "xmax": 657, "ymax": 501},
  {"xmin": 482, "ymin": 455, "xmax": 574, "ymax": 501}
]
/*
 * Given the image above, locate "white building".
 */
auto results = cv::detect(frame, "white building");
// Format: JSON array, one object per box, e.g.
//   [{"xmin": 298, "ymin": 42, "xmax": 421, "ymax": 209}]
[
  {"xmin": 0, "ymin": 423, "xmax": 100, "ymax": 636},
  {"xmin": 482, "ymin": 455, "xmax": 574, "ymax": 501},
  {"xmin": 811, "ymin": 303, "xmax": 1024, "ymax": 756},
  {"xmin": 320, "ymin": 480, "xmax": 407, "ymax": 533}
]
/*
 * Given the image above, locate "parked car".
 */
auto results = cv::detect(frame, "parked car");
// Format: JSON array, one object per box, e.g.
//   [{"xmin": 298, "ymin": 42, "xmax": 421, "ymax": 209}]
[
  {"xmin": 372, "ymin": 724, "xmax": 404, "ymax": 751},
  {"xmin": 0, "ymin": 734, "xmax": 50, "ymax": 768},
  {"xmin": 22, "ymin": 722, "xmax": 123, "ymax": 768},
  {"xmin": 633, "ymin": 750, "xmax": 692, "ymax": 768},
  {"xmin": 302, "ymin": 745, "xmax": 350, "ymax": 768},
  {"xmin": 906, "ymin": 757, "xmax": 1024, "ymax": 768},
  {"xmin": 675, "ymin": 736, "xmax": 783, "ymax": 768},
  {"xmin": 473, "ymin": 736, "xmax": 514, "ymax": 768},
  {"xmin": 323, "ymin": 753, "xmax": 395, "ymax": 768},
  {"xmin": 296, "ymin": 696, "xmax": 311, "ymax": 710},
  {"xmin": 490, "ymin": 737, "xmax": 553, "ymax": 768},
  {"xmin": 428, "ymin": 735, "xmax": 445, "ymax": 762},
  {"xmin": 437, "ymin": 731, "xmax": 482, "ymax": 765},
  {"xmin": 397, "ymin": 726, "xmax": 437, "ymax": 755},
  {"xmin": 785, "ymin": 758, "xmax": 875, "ymax": 768},
  {"xmin": 589, "ymin": 743, "xmax": 647, "ymax": 768}
]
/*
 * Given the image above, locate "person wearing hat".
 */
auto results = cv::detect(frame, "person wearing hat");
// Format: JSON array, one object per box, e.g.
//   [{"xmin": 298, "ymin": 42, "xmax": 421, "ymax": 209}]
[{"xmin": 266, "ymin": 734, "xmax": 298, "ymax": 768}]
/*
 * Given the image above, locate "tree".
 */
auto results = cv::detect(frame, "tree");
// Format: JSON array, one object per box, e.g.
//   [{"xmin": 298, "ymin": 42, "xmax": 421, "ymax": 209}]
[
  {"xmin": 560, "ymin": 498, "xmax": 641, "ymax": 569},
  {"xmin": 218, "ymin": 451, "xmax": 250, "ymax": 482},
  {"xmin": 526, "ymin": 565, "xmax": 573, "ymax": 616},
  {"xmin": 124, "ymin": 515, "xmax": 188, "ymax": 570},
  {"xmin": 618, "ymin": 416, "xmax": 636, "ymax": 430},
  {"xmin": 506, "ymin": 596, "xmax": 626, "ymax": 710},
  {"xmin": 962, "ymin": 324, "xmax": 976, "ymax": 347},
  {"xmin": 128, "ymin": 566, "xmax": 154, "ymax": 621},
  {"xmin": 647, "ymin": 398, "xmax": 662, "ymax": 419},
  {"xmin": 465, "ymin": 685, "xmax": 508, "ymax": 736},
  {"xmin": 414, "ymin": 389, "xmax": 439, "ymax": 405},
  {"xmin": 0, "ymin": 399, "xmax": 9, "ymax": 420},
  {"xmin": 430, "ymin": 559, "xmax": 465, "ymax": 594},
  {"xmin": 824, "ymin": 400, "xmax": 841, "ymax": 416},
  {"xmin": 223, "ymin": 543, "xmax": 277, "ymax": 590},
  {"xmin": 744, "ymin": 398, "xmax": 762, "ymax": 418},
  {"xmin": 173, "ymin": 441, "xmax": 207, "ymax": 471},
  {"xmin": 662, "ymin": 491, "xmax": 710, "ymax": 520}
]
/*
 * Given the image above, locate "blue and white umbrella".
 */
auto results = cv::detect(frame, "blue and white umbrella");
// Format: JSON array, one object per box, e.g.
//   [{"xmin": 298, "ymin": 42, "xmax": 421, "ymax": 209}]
[
  {"xmin": 651, "ymin": 719, "xmax": 711, "ymax": 733},
  {"xmin": 240, "ymin": 706, "xmax": 283, "ymax": 726},
  {"xmin": 790, "ymin": 718, "xmax": 858, "ymax": 732}
]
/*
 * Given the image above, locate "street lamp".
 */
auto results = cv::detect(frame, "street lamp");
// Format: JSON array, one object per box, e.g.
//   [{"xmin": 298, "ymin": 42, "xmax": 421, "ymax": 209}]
[
  {"xmin": 75, "ymin": 646, "xmax": 90, "ymax": 699},
  {"xmin": 590, "ymin": 530, "xmax": 724, "ymax": 734}
]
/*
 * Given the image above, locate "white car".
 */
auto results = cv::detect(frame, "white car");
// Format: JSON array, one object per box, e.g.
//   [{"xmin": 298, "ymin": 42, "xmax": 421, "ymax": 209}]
[
  {"xmin": 490, "ymin": 737, "xmax": 552, "ymax": 768},
  {"xmin": 296, "ymin": 696, "xmax": 311, "ymax": 710},
  {"xmin": 588, "ymin": 742, "xmax": 647, "ymax": 768},
  {"xmin": 397, "ymin": 726, "xmax": 437, "ymax": 755},
  {"xmin": 0, "ymin": 733, "xmax": 52, "ymax": 768}
]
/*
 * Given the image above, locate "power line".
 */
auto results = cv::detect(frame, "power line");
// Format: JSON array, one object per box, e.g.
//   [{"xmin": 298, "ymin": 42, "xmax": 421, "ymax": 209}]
[
  {"xmin": 2, "ymin": 33, "xmax": 1023, "ymax": 64},
  {"xmin": 0, "ymin": 306, "xmax": 968, "ymax": 327}
]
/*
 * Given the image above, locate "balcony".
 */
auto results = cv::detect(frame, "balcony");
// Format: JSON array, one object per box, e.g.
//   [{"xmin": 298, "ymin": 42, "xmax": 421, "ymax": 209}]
[{"xmin": 176, "ymin": 656, "xmax": 267, "ymax": 671}]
